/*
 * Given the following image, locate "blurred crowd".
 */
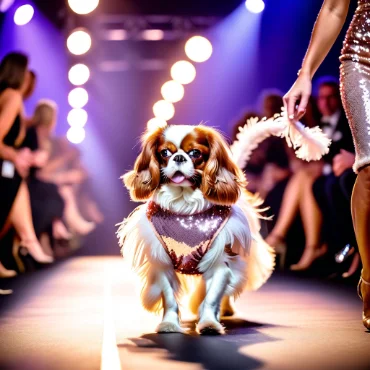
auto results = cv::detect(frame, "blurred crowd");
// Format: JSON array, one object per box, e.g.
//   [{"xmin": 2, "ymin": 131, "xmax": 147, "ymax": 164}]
[
  {"xmin": 232, "ymin": 79, "xmax": 358, "ymax": 279},
  {"xmin": 0, "ymin": 52, "xmax": 103, "ymax": 286}
]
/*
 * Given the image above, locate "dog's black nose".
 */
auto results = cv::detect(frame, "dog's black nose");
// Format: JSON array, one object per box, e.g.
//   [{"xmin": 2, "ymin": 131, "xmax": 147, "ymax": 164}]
[{"xmin": 173, "ymin": 154, "xmax": 187, "ymax": 163}]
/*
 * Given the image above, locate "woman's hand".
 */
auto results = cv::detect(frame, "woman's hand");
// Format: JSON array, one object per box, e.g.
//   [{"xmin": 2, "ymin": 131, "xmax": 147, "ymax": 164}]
[
  {"xmin": 14, "ymin": 148, "xmax": 32, "ymax": 177},
  {"xmin": 283, "ymin": 73, "xmax": 312, "ymax": 121},
  {"xmin": 333, "ymin": 149, "xmax": 355, "ymax": 177},
  {"xmin": 64, "ymin": 169, "xmax": 87, "ymax": 184},
  {"xmin": 32, "ymin": 150, "xmax": 49, "ymax": 168}
]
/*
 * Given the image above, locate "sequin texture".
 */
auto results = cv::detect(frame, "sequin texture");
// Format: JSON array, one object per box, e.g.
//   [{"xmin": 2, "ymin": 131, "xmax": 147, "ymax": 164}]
[
  {"xmin": 146, "ymin": 201, "xmax": 231, "ymax": 275},
  {"xmin": 340, "ymin": 1, "xmax": 370, "ymax": 172}
]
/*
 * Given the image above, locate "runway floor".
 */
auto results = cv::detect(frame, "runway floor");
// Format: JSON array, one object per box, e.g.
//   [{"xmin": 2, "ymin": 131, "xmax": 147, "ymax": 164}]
[{"xmin": 0, "ymin": 256, "xmax": 369, "ymax": 370}]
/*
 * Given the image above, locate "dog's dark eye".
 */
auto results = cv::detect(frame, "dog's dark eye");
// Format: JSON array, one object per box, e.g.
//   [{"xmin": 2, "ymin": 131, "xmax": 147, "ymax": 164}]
[
  {"xmin": 188, "ymin": 149, "xmax": 202, "ymax": 159},
  {"xmin": 160, "ymin": 149, "xmax": 172, "ymax": 158}
]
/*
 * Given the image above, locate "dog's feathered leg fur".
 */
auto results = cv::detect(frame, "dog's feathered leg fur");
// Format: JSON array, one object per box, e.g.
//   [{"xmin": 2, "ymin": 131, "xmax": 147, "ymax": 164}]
[
  {"xmin": 156, "ymin": 270, "xmax": 184, "ymax": 333},
  {"xmin": 197, "ymin": 263, "xmax": 231, "ymax": 335}
]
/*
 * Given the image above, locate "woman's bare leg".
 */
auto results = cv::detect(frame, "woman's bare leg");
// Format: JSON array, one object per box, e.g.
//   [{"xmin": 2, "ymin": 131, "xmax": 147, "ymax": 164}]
[
  {"xmin": 290, "ymin": 176, "xmax": 327, "ymax": 270},
  {"xmin": 266, "ymin": 170, "xmax": 306, "ymax": 246},
  {"xmin": 351, "ymin": 166, "xmax": 370, "ymax": 328},
  {"xmin": 59, "ymin": 185, "xmax": 95, "ymax": 235}
]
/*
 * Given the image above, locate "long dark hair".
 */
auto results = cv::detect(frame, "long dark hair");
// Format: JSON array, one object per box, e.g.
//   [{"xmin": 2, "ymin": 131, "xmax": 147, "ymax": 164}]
[{"xmin": 0, "ymin": 52, "xmax": 29, "ymax": 93}]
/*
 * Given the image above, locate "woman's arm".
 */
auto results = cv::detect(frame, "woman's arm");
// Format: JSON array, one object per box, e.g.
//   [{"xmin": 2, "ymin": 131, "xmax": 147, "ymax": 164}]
[
  {"xmin": 284, "ymin": 0, "xmax": 352, "ymax": 119},
  {"xmin": 0, "ymin": 89, "xmax": 22, "ymax": 162}
]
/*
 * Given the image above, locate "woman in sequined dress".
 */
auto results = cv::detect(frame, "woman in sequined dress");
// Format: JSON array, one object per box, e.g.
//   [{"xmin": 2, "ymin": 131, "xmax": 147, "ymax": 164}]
[{"xmin": 284, "ymin": 0, "xmax": 370, "ymax": 330}]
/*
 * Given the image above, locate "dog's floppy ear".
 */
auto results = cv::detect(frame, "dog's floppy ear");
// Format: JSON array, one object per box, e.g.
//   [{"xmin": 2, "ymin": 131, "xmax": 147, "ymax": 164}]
[
  {"xmin": 200, "ymin": 127, "xmax": 247, "ymax": 206},
  {"xmin": 123, "ymin": 129, "xmax": 162, "ymax": 202}
]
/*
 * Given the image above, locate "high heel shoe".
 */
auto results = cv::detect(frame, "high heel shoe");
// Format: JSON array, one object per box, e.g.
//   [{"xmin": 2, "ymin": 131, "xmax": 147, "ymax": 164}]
[
  {"xmin": 265, "ymin": 233, "xmax": 287, "ymax": 270},
  {"xmin": 0, "ymin": 262, "xmax": 17, "ymax": 278},
  {"xmin": 335, "ymin": 244, "xmax": 355, "ymax": 264},
  {"xmin": 357, "ymin": 274, "xmax": 370, "ymax": 331},
  {"xmin": 13, "ymin": 239, "xmax": 54, "ymax": 273}
]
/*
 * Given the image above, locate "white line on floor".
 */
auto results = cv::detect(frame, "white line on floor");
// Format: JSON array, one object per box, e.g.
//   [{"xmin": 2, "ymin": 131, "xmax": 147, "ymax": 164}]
[{"xmin": 100, "ymin": 263, "xmax": 122, "ymax": 370}]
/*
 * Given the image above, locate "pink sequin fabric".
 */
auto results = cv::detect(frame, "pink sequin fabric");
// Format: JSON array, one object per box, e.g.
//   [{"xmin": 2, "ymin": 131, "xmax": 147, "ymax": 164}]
[
  {"xmin": 146, "ymin": 201, "xmax": 231, "ymax": 275},
  {"xmin": 340, "ymin": 1, "xmax": 370, "ymax": 172}
]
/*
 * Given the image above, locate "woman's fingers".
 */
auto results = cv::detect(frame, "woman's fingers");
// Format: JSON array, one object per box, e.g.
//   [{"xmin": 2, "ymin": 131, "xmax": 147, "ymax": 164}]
[
  {"xmin": 284, "ymin": 94, "xmax": 299, "ymax": 120},
  {"xmin": 297, "ymin": 93, "xmax": 310, "ymax": 119}
]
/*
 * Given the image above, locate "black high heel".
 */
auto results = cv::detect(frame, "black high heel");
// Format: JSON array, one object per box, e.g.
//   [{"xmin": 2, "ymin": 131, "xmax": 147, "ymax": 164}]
[
  {"xmin": 357, "ymin": 274, "xmax": 370, "ymax": 331},
  {"xmin": 12, "ymin": 239, "xmax": 53, "ymax": 273}
]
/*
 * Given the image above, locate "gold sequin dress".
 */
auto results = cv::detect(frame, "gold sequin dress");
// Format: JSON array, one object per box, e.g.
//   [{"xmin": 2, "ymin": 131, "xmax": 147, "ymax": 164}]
[{"xmin": 340, "ymin": 0, "xmax": 370, "ymax": 172}]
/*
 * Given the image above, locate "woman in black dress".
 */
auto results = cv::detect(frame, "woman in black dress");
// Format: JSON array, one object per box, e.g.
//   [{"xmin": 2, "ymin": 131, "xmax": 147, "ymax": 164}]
[
  {"xmin": 0, "ymin": 52, "xmax": 53, "ymax": 278},
  {"xmin": 23, "ymin": 100, "xmax": 70, "ymax": 242}
]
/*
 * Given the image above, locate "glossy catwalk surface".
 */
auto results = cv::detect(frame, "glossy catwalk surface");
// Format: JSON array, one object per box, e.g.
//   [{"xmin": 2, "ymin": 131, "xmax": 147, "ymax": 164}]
[{"xmin": 0, "ymin": 257, "xmax": 369, "ymax": 370}]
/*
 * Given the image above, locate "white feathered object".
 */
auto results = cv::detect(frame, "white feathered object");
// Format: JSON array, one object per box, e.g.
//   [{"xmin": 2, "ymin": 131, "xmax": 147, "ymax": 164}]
[{"xmin": 231, "ymin": 108, "xmax": 331, "ymax": 169}]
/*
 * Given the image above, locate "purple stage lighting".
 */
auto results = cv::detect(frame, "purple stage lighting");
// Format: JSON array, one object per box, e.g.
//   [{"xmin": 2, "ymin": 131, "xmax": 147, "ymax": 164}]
[
  {"xmin": 245, "ymin": 0, "xmax": 265, "ymax": 14},
  {"xmin": 14, "ymin": 4, "xmax": 34, "ymax": 26}
]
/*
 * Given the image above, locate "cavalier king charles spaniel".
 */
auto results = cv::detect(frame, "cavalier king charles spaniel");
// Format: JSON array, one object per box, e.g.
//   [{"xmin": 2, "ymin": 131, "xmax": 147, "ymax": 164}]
[{"xmin": 118, "ymin": 124, "xmax": 274, "ymax": 335}]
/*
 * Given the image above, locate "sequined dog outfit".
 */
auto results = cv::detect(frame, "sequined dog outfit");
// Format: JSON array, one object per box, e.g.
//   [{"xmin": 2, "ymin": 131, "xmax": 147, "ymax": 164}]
[
  {"xmin": 146, "ymin": 201, "xmax": 231, "ymax": 275},
  {"xmin": 340, "ymin": 0, "xmax": 370, "ymax": 172}
]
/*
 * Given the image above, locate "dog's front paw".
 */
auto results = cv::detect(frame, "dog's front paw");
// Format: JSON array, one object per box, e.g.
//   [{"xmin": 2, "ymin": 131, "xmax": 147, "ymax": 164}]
[
  {"xmin": 157, "ymin": 321, "xmax": 185, "ymax": 334},
  {"xmin": 196, "ymin": 320, "xmax": 225, "ymax": 335}
]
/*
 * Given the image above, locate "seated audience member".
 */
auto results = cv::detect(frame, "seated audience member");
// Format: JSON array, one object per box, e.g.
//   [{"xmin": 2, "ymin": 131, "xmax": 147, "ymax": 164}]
[
  {"xmin": 37, "ymin": 136, "xmax": 101, "ymax": 235},
  {"xmin": 0, "ymin": 52, "xmax": 52, "ymax": 280},
  {"xmin": 248, "ymin": 92, "xmax": 292, "ymax": 198},
  {"xmin": 311, "ymin": 79, "xmax": 356, "ymax": 275},
  {"xmin": 314, "ymin": 151, "xmax": 359, "ymax": 277},
  {"xmin": 22, "ymin": 100, "xmax": 71, "ymax": 254},
  {"xmin": 266, "ymin": 78, "xmax": 354, "ymax": 271}
]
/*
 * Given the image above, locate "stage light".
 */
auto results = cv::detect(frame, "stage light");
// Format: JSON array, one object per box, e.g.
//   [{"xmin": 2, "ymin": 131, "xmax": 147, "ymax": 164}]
[
  {"xmin": 14, "ymin": 4, "xmax": 34, "ymax": 26},
  {"xmin": 67, "ymin": 108, "xmax": 88, "ymax": 127},
  {"xmin": 171, "ymin": 61, "xmax": 196, "ymax": 85},
  {"xmin": 153, "ymin": 100, "xmax": 175, "ymax": 121},
  {"xmin": 147, "ymin": 118, "xmax": 167, "ymax": 132},
  {"xmin": 141, "ymin": 30, "xmax": 164, "ymax": 41},
  {"xmin": 68, "ymin": 0, "xmax": 99, "ymax": 15},
  {"xmin": 245, "ymin": 0, "xmax": 265, "ymax": 14},
  {"xmin": 161, "ymin": 80, "xmax": 184, "ymax": 103},
  {"xmin": 68, "ymin": 87, "xmax": 89, "ymax": 109},
  {"xmin": 185, "ymin": 36, "xmax": 213, "ymax": 63},
  {"xmin": 105, "ymin": 29, "xmax": 128, "ymax": 41},
  {"xmin": 67, "ymin": 29, "xmax": 92, "ymax": 55},
  {"xmin": 68, "ymin": 64, "xmax": 90, "ymax": 86},
  {"xmin": 0, "ymin": 0, "xmax": 15, "ymax": 13},
  {"xmin": 67, "ymin": 126, "xmax": 86, "ymax": 144}
]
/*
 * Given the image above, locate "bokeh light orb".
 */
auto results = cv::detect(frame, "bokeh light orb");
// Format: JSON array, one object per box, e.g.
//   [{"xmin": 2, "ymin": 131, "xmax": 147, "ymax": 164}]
[
  {"xmin": 161, "ymin": 80, "xmax": 185, "ymax": 103},
  {"xmin": 245, "ymin": 0, "xmax": 265, "ymax": 14},
  {"xmin": 67, "ymin": 126, "xmax": 86, "ymax": 144},
  {"xmin": 170, "ymin": 61, "xmax": 196, "ymax": 85},
  {"xmin": 14, "ymin": 4, "xmax": 34, "ymax": 26},
  {"xmin": 147, "ymin": 118, "xmax": 167, "ymax": 132},
  {"xmin": 68, "ymin": 0, "xmax": 99, "ymax": 15},
  {"xmin": 141, "ymin": 29, "xmax": 164, "ymax": 41},
  {"xmin": 67, "ymin": 108, "xmax": 88, "ymax": 127},
  {"xmin": 68, "ymin": 87, "xmax": 89, "ymax": 109},
  {"xmin": 153, "ymin": 100, "xmax": 175, "ymax": 121},
  {"xmin": 67, "ymin": 29, "xmax": 92, "ymax": 55},
  {"xmin": 185, "ymin": 36, "xmax": 213, "ymax": 63},
  {"xmin": 68, "ymin": 64, "xmax": 90, "ymax": 86}
]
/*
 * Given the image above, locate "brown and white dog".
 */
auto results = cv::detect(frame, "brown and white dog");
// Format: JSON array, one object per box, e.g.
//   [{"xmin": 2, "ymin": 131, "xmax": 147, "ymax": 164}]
[{"xmin": 118, "ymin": 124, "xmax": 274, "ymax": 335}]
